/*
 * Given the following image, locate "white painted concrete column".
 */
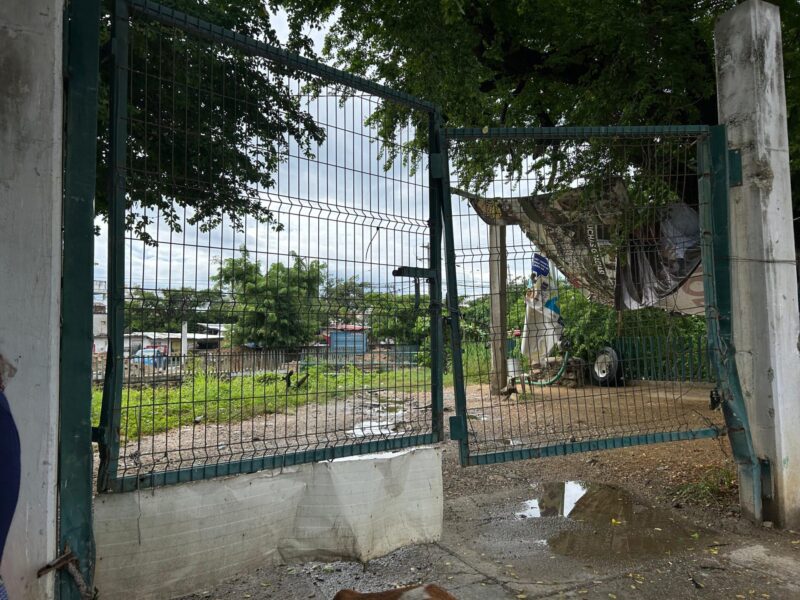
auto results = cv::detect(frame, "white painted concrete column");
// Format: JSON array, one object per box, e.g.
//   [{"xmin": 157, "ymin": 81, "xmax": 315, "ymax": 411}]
[
  {"xmin": 715, "ymin": 0, "xmax": 800, "ymax": 528},
  {"xmin": 0, "ymin": 0, "xmax": 63, "ymax": 597}
]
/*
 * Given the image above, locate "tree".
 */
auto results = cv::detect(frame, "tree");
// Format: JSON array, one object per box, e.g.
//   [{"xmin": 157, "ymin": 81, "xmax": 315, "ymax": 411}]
[
  {"xmin": 213, "ymin": 249, "xmax": 327, "ymax": 349},
  {"xmin": 319, "ymin": 275, "xmax": 429, "ymax": 343},
  {"xmin": 97, "ymin": 0, "xmax": 326, "ymax": 242},
  {"xmin": 125, "ymin": 287, "xmax": 230, "ymax": 333},
  {"xmin": 366, "ymin": 291, "xmax": 428, "ymax": 344},
  {"xmin": 323, "ymin": 276, "xmax": 372, "ymax": 324},
  {"xmin": 278, "ymin": 0, "xmax": 800, "ymax": 240}
]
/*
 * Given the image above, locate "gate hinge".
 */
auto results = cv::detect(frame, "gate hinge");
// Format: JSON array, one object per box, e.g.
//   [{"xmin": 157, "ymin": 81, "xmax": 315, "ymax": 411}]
[
  {"xmin": 449, "ymin": 415, "xmax": 467, "ymax": 441},
  {"xmin": 728, "ymin": 149, "xmax": 743, "ymax": 187}
]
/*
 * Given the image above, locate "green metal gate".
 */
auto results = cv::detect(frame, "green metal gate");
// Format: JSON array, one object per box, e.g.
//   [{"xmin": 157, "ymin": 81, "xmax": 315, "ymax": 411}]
[
  {"xmin": 63, "ymin": 3, "xmax": 764, "ymax": 596},
  {"xmin": 96, "ymin": 0, "xmax": 449, "ymax": 493},
  {"xmin": 441, "ymin": 126, "xmax": 756, "ymax": 473}
]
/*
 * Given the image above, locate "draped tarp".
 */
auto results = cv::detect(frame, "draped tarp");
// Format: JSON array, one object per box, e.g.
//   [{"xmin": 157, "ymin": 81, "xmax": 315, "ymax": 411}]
[{"xmin": 457, "ymin": 183, "xmax": 703, "ymax": 314}]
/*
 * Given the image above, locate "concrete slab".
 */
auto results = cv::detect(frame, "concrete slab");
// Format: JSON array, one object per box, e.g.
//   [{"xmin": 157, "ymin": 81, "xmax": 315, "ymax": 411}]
[{"xmin": 173, "ymin": 438, "xmax": 800, "ymax": 600}]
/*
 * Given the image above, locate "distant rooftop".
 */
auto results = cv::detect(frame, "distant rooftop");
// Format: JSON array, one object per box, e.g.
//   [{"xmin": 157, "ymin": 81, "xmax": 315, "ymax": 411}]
[{"xmin": 329, "ymin": 323, "xmax": 370, "ymax": 332}]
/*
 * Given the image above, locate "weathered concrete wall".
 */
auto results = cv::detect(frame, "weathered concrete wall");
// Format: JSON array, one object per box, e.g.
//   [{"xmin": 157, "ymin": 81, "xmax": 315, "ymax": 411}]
[
  {"xmin": 94, "ymin": 448, "xmax": 443, "ymax": 599},
  {"xmin": 715, "ymin": 0, "xmax": 800, "ymax": 527},
  {"xmin": 0, "ymin": 1, "xmax": 63, "ymax": 598}
]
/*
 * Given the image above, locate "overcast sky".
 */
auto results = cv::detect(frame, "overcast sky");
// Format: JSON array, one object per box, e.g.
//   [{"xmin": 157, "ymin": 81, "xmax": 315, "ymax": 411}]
[{"xmin": 93, "ymin": 8, "xmax": 538, "ymax": 309}]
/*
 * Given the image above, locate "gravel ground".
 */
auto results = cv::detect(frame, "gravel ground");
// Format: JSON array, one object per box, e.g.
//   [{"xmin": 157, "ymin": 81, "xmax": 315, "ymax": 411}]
[
  {"xmin": 98, "ymin": 376, "xmax": 795, "ymax": 600},
  {"xmin": 175, "ymin": 435, "xmax": 800, "ymax": 600},
  {"xmin": 109, "ymin": 378, "xmax": 719, "ymax": 482}
]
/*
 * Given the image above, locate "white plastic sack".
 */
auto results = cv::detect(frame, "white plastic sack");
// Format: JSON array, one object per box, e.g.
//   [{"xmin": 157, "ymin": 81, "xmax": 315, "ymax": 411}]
[{"xmin": 520, "ymin": 273, "xmax": 563, "ymax": 366}]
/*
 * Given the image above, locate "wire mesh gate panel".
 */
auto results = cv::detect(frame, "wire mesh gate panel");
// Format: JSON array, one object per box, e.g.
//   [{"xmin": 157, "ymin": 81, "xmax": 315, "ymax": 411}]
[
  {"xmin": 97, "ymin": 0, "xmax": 443, "ymax": 492},
  {"xmin": 442, "ymin": 127, "xmax": 724, "ymax": 466}
]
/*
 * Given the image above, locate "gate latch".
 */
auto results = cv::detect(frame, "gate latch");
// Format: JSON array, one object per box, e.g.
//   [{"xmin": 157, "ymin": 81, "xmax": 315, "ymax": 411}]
[
  {"xmin": 392, "ymin": 266, "xmax": 435, "ymax": 280},
  {"xmin": 393, "ymin": 267, "xmax": 436, "ymax": 316}
]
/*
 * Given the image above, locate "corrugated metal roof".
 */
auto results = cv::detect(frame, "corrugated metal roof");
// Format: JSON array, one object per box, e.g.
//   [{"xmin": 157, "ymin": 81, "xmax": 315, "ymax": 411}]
[{"xmin": 329, "ymin": 323, "xmax": 371, "ymax": 332}]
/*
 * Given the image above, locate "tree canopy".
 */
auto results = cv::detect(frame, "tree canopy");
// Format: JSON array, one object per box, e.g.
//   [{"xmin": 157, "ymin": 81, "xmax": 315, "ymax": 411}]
[
  {"xmin": 125, "ymin": 287, "xmax": 230, "ymax": 334},
  {"xmin": 279, "ymin": 0, "xmax": 800, "ymax": 225},
  {"xmin": 212, "ymin": 250, "xmax": 327, "ymax": 348},
  {"xmin": 97, "ymin": 0, "xmax": 325, "ymax": 242},
  {"xmin": 100, "ymin": 0, "xmax": 800, "ymax": 243}
]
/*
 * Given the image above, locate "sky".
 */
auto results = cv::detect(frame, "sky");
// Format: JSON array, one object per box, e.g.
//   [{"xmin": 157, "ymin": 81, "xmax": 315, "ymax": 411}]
[{"xmin": 93, "ymin": 7, "xmax": 538, "ymax": 310}]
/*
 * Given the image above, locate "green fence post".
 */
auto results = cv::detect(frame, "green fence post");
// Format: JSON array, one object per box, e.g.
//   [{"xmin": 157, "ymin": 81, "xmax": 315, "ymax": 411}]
[
  {"xmin": 438, "ymin": 125, "xmax": 469, "ymax": 466},
  {"xmin": 59, "ymin": 0, "xmax": 100, "ymax": 596},
  {"xmin": 702, "ymin": 126, "xmax": 762, "ymax": 520},
  {"xmin": 426, "ymin": 112, "xmax": 445, "ymax": 441},
  {"xmin": 98, "ymin": 0, "xmax": 128, "ymax": 492}
]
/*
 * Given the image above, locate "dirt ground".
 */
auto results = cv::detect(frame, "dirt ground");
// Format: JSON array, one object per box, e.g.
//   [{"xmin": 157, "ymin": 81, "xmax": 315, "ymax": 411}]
[
  {"xmin": 113, "ymin": 379, "xmax": 719, "ymax": 480},
  {"xmin": 103, "ymin": 378, "xmax": 798, "ymax": 599},
  {"xmin": 174, "ymin": 434, "xmax": 800, "ymax": 600}
]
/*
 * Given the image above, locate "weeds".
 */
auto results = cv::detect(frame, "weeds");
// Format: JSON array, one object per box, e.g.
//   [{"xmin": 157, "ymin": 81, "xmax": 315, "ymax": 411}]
[
  {"xmin": 672, "ymin": 466, "xmax": 738, "ymax": 506},
  {"xmin": 91, "ymin": 364, "xmax": 431, "ymax": 441}
]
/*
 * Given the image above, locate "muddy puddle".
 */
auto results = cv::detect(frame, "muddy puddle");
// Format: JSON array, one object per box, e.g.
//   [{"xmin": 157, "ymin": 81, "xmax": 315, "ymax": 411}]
[{"xmin": 516, "ymin": 481, "xmax": 704, "ymax": 559}]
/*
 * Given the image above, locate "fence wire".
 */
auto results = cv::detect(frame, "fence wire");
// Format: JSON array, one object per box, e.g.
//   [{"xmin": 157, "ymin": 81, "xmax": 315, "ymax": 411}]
[
  {"xmin": 445, "ymin": 132, "xmax": 722, "ymax": 459},
  {"xmin": 100, "ymin": 3, "xmax": 436, "ymax": 488}
]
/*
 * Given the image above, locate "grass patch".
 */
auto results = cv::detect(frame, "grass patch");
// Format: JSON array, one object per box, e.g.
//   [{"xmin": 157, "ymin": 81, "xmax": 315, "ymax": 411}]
[
  {"xmin": 671, "ymin": 466, "xmax": 738, "ymax": 506},
  {"xmin": 92, "ymin": 364, "xmax": 431, "ymax": 441},
  {"xmin": 442, "ymin": 342, "xmax": 491, "ymax": 388},
  {"xmin": 92, "ymin": 343, "xmax": 496, "ymax": 442}
]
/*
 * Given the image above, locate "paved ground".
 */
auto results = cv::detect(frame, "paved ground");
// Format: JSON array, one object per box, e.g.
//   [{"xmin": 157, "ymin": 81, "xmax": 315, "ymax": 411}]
[{"xmin": 177, "ymin": 436, "xmax": 800, "ymax": 600}]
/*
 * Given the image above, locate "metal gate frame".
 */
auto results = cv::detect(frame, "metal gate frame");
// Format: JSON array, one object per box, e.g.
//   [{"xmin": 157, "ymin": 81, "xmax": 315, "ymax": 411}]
[
  {"xmin": 61, "ymin": 4, "xmax": 767, "ymax": 593},
  {"xmin": 60, "ymin": 0, "xmax": 101, "ymax": 597},
  {"xmin": 95, "ymin": 0, "xmax": 449, "ymax": 493},
  {"xmin": 440, "ymin": 126, "xmax": 760, "ymax": 488}
]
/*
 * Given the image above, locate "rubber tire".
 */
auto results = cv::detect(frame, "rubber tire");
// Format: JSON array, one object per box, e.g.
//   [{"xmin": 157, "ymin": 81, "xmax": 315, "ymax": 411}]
[{"xmin": 591, "ymin": 346, "xmax": 622, "ymax": 386}]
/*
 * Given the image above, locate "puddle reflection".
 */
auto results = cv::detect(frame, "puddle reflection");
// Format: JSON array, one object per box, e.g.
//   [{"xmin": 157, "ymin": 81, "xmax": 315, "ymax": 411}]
[{"xmin": 516, "ymin": 481, "xmax": 701, "ymax": 559}]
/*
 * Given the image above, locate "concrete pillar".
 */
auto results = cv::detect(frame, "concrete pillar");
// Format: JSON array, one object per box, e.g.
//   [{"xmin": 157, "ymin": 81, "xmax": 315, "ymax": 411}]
[
  {"xmin": 488, "ymin": 225, "xmax": 508, "ymax": 393},
  {"xmin": 715, "ymin": 0, "xmax": 800, "ymax": 528},
  {"xmin": 0, "ymin": 0, "xmax": 63, "ymax": 597}
]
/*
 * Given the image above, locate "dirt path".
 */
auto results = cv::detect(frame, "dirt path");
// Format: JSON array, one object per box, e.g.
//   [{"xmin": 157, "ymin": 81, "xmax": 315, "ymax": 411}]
[{"xmin": 108, "ymin": 379, "xmax": 720, "ymax": 483}]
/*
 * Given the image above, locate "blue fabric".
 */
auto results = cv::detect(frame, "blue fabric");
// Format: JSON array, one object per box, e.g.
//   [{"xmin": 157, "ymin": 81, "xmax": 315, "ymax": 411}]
[
  {"xmin": 0, "ymin": 391, "xmax": 21, "ymax": 564},
  {"xmin": 532, "ymin": 253, "xmax": 550, "ymax": 277},
  {"xmin": 544, "ymin": 296, "xmax": 561, "ymax": 315}
]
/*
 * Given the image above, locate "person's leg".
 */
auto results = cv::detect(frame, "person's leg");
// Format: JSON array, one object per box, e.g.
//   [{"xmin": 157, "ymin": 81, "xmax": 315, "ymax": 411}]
[{"xmin": 0, "ymin": 390, "xmax": 21, "ymax": 597}]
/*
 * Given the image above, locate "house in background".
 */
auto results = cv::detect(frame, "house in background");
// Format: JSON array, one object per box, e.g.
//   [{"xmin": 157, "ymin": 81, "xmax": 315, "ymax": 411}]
[
  {"xmin": 196, "ymin": 323, "xmax": 230, "ymax": 337},
  {"xmin": 123, "ymin": 331, "xmax": 223, "ymax": 357},
  {"xmin": 326, "ymin": 324, "xmax": 370, "ymax": 355}
]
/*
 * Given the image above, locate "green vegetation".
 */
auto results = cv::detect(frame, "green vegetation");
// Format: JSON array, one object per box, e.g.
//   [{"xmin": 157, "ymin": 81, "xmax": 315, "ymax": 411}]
[
  {"xmin": 92, "ymin": 364, "xmax": 431, "ymax": 440},
  {"xmin": 558, "ymin": 287, "xmax": 707, "ymax": 362},
  {"xmin": 93, "ymin": 339, "xmax": 496, "ymax": 441},
  {"xmin": 126, "ymin": 287, "xmax": 231, "ymax": 334},
  {"xmin": 213, "ymin": 250, "xmax": 327, "ymax": 349},
  {"xmin": 279, "ymin": 0, "xmax": 800, "ymax": 247},
  {"xmin": 672, "ymin": 466, "xmax": 738, "ymax": 507},
  {"xmin": 125, "ymin": 252, "xmax": 427, "ymax": 349},
  {"xmin": 455, "ymin": 281, "xmax": 707, "ymax": 365},
  {"xmin": 96, "ymin": 0, "xmax": 324, "ymax": 242}
]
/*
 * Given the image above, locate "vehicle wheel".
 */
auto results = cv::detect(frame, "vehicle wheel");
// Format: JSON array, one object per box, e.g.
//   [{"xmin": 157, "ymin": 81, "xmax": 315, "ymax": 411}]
[{"xmin": 591, "ymin": 346, "xmax": 622, "ymax": 386}]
